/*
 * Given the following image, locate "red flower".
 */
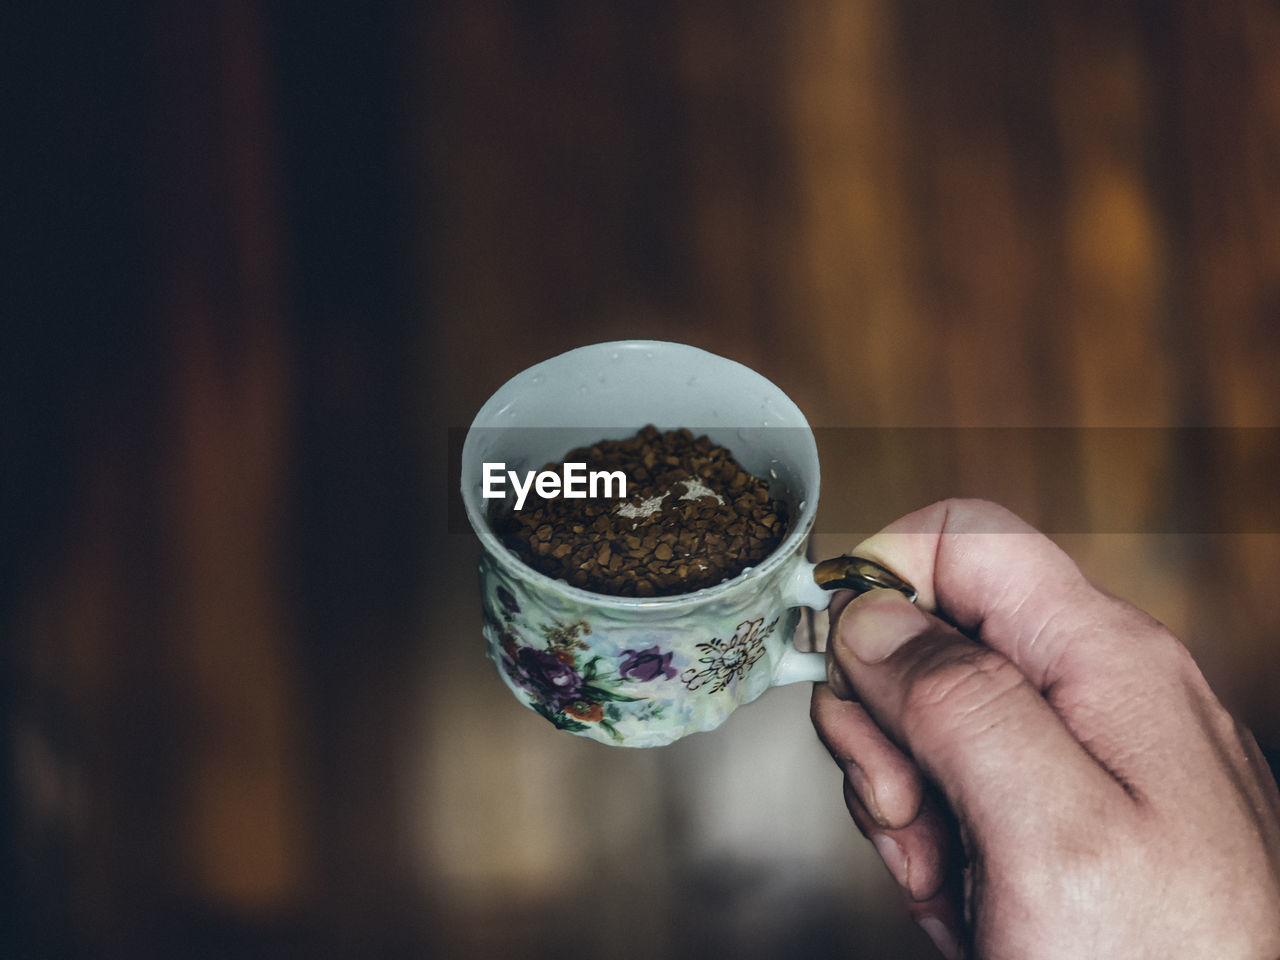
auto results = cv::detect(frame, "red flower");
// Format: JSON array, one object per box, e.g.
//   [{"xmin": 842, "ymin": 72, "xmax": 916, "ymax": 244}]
[
  {"xmin": 563, "ymin": 700, "xmax": 604, "ymax": 722},
  {"xmin": 553, "ymin": 648, "xmax": 576, "ymax": 666}
]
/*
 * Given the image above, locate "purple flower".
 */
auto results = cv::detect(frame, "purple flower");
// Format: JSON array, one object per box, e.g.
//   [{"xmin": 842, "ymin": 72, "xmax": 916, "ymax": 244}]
[
  {"xmin": 496, "ymin": 586, "xmax": 520, "ymax": 615},
  {"xmin": 507, "ymin": 646, "xmax": 584, "ymax": 708},
  {"xmin": 619, "ymin": 646, "xmax": 677, "ymax": 682}
]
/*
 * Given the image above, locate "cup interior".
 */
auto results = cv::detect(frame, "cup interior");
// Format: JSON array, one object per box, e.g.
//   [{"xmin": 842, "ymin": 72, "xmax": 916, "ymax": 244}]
[{"xmin": 461, "ymin": 340, "xmax": 820, "ymax": 606}]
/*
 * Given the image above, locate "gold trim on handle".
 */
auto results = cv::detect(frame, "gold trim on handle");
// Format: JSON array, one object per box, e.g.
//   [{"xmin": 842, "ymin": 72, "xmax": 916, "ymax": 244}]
[{"xmin": 812, "ymin": 556, "xmax": 918, "ymax": 604}]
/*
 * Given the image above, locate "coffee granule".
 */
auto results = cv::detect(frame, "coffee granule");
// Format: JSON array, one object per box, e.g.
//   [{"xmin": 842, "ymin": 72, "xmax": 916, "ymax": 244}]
[{"xmin": 495, "ymin": 425, "xmax": 789, "ymax": 597}]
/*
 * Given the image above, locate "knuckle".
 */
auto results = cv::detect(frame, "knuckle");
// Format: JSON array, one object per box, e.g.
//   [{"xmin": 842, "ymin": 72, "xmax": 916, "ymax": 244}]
[
  {"xmin": 938, "ymin": 497, "xmax": 1029, "ymax": 533},
  {"xmin": 899, "ymin": 647, "xmax": 1027, "ymax": 741}
]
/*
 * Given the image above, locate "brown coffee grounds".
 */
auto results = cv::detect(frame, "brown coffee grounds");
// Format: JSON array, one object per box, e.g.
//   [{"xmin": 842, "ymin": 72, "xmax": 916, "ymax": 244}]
[{"xmin": 495, "ymin": 425, "xmax": 789, "ymax": 597}]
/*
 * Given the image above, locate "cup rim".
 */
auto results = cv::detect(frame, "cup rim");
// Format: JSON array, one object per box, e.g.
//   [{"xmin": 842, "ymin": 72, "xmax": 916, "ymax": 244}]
[{"xmin": 461, "ymin": 339, "xmax": 821, "ymax": 609}]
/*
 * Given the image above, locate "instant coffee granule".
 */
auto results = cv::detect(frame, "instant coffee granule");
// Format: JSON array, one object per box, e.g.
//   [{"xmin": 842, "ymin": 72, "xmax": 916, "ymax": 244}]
[{"xmin": 495, "ymin": 425, "xmax": 789, "ymax": 597}]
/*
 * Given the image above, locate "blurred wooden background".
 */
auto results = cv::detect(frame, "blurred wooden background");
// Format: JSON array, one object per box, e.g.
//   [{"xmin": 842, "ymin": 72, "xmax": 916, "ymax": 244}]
[{"xmin": 7, "ymin": 1, "xmax": 1280, "ymax": 957}]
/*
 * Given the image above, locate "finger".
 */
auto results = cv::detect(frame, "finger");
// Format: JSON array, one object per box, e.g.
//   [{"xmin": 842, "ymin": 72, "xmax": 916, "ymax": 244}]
[
  {"xmin": 821, "ymin": 589, "xmax": 859, "ymax": 699},
  {"xmin": 839, "ymin": 781, "xmax": 955, "ymax": 904},
  {"xmin": 830, "ymin": 588, "xmax": 1131, "ymax": 848},
  {"xmin": 851, "ymin": 499, "xmax": 1162, "ymax": 688},
  {"xmin": 908, "ymin": 893, "xmax": 967, "ymax": 960},
  {"xmin": 844, "ymin": 777, "xmax": 967, "ymax": 959},
  {"xmin": 826, "ymin": 587, "xmax": 858, "ymax": 630},
  {"xmin": 841, "ymin": 773, "xmax": 877, "ymax": 836},
  {"xmin": 1231, "ymin": 718, "xmax": 1280, "ymax": 850},
  {"xmin": 879, "ymin": 791, "xmax": 956, "ymax": 904},
  {"xmin": 849, "ymin": 498, "xmax": 1195, "ymax": 793},
  {"xmin": 813, "ymin": 682, "xmax": 926, "ymax": 828}
]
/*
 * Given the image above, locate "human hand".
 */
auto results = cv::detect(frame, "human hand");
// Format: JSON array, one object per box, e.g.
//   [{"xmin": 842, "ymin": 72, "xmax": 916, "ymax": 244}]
[{"xmin": 811, "ymin": 499, "xmax": 1280, "ymax": 959}]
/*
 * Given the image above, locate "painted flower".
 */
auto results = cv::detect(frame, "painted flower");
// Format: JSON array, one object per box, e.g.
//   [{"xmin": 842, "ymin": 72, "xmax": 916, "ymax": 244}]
[
  {"xmin": 619, "ymin": 646, "xmax": 677, "ymax": 682},
  {"xmin": 681, "ymin": 617, "xmax": 777, "ymax": 693},
  {"xmin": 508, "ymin": 646, "xmax": 584, "ymax": 708},
  {"xmin": 496, "ymin": 616, "xmax": 644, "ymax": 741},
  {"xmin": 562, "ymin": 699, "xmax": 604, "ymax": 722},
  {"xmin": 497, "ymin": 585, "xmax": 520, "ymax": 615}
]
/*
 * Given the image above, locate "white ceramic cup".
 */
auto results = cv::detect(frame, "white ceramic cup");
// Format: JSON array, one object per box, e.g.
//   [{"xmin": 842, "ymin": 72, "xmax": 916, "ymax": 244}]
[{"xmin": 461, "ymin": 340, "xmax": 914, "ymax": 747}]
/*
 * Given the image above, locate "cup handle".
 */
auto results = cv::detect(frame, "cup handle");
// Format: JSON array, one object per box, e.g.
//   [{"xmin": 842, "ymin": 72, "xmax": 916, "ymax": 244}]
[{"xmin": 773, "ymin": 555, "xmax": 919, "ymax": 685}]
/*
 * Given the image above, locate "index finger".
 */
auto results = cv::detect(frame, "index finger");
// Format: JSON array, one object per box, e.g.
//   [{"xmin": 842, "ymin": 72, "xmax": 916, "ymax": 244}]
[
  {"xmin": 852, "ymin": 499, "xmax": 1178, "ymax": 693},
  {"xmin": 850, "ymin": 499, "xmax": 1199, "ymax": 799}
]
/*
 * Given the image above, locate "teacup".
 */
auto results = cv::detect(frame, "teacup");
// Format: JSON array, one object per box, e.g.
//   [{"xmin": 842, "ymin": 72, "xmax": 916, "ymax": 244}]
[{"xmin": 461, "ymin": 340, "xmax": 915, "ymax": 747}]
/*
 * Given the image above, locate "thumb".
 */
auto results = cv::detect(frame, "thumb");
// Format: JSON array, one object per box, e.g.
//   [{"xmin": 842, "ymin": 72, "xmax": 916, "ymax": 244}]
[{"xmin": 829, "ymin": 589, "xmax": 1129, "ymax": 847}]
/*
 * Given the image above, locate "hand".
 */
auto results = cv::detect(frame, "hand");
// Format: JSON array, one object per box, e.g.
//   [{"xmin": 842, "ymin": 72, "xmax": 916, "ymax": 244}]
[{"xmin": 811, "ymin": 499, "xmax": 1280, "ymax": 959}]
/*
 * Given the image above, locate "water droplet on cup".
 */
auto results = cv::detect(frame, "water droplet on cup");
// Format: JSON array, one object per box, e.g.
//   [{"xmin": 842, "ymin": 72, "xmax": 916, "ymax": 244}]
[
  {"xmin": 610, "ymin": 351, "xmax": 621, "ymax": 361},
  {"xmin": 578, "ymin": 385, "xmax": 588, "ymax": 394},
  {"xmin": 798, "ymin": 500, "xmax": 808, "ymax": 512},
  {"xmin": 687, "ymin": 376, "xmax": 698, "ymax": 387},
  {"xmin": 531, "ymin": 373, "xmax": 544, "ymax": 385}
]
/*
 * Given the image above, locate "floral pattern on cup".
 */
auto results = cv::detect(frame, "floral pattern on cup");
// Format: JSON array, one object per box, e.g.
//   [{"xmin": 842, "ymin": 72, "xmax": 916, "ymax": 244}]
[
  {"xmin": 619, "ymin": 646, "xmax": 678, "ymax": 682},
  {"xmin": 681, "ymin": 617, "xmax": 778, "ymax": 693},
  {"xmin": 487, "ymin": 591, "xmax": 681, "ymax": 741}
]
